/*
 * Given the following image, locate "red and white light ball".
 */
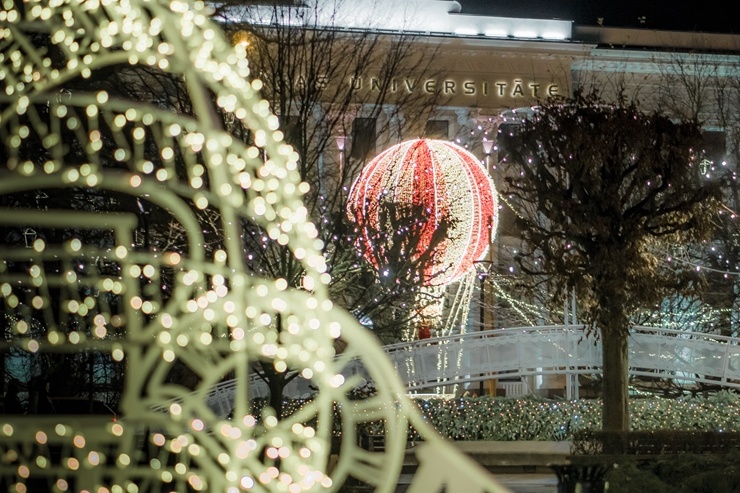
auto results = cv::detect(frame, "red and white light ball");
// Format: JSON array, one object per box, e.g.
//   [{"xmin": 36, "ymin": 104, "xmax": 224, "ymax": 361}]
[{"xmin": 347, "ymin": 139, "xmax": 498, "ymax": 286}]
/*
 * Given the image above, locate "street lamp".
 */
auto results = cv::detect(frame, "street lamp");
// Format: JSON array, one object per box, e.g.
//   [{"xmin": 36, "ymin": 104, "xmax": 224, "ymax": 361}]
[
  {"xmin": 481, "ymin": 138, "xmax": 494, "ymax": 173},
  {"xmin": 336, "ymin": 134, "xmax": 347, "ymax": 181},
  {"xmin": 232, "ymin": 30, "xmax": 252, "ymax": 48},
  {"xmin": 477, "ymin": 134, "xmax": 496, "ymax": 394},
  {"xmin": 474, "ymin": 260, "xmax": 493, "ymax": 396}
]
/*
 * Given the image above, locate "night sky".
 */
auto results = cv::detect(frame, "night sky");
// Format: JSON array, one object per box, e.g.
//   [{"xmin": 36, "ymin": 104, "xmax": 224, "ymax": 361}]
[{"xmin": 457, "ymin": 0, "xmax": 733, "ymax": 34}]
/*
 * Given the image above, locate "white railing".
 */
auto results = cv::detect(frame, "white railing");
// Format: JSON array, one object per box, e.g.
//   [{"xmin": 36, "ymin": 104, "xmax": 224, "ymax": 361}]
[
  {"xmin": 381, "ymin": 325, "xmax": 598, "ymax": 390},
  {"xmin": 497, "ymin": 381, "xmax": 528, "ymax": 397},
  {"xmin": 202, "ymin": 325, "xmax": 740, "ymax": 417}
]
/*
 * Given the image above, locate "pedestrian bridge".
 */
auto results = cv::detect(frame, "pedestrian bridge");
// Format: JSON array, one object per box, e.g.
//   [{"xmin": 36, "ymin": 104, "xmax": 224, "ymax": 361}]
[{"xmin": 204, "ymin": 325, "xmax": 740, "ymax": 417}]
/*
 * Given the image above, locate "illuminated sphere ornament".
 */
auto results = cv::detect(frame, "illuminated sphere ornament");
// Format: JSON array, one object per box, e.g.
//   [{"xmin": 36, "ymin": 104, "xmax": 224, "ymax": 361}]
[{"xmin": 347, "ymin": 139, "xmax": 498, "ymax": 286}]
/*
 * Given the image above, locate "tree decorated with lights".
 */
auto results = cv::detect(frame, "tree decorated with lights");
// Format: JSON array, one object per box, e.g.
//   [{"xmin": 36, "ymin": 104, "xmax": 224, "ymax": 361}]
[
  {"xmin": 572, "ymin": 51, "xmax": 740, "ymax": 342},
  {"xmin": 499, "ymin": 91, "xmax": 722, "ymax": 432},
  {"xmin": 209, "ymin": 0, "xmax": 450, "ymax": 414},
  {"xmin": 204, "ymin": 1, "xmax": 450, "ymax": 409},
  {"xmin": 653, "ymin": 52, "xmax": 740, "ymax": 339},
  {"xmin": 212, "ymin": 1, "xmax": 446, "ymax": 337},
  {"xmin": 347, "ymin": 139, "xmax": 498, "ymax": 338}
]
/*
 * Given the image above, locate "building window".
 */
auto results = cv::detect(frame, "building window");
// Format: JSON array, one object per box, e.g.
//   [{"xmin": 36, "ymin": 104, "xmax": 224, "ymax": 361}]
[
  {"xmin": 350, "ymin": 117, "xmax": 376, "ymax": 161},
  {"xmin": 425, "ymin": 120, "xmax": 449, "ymax": 140}
]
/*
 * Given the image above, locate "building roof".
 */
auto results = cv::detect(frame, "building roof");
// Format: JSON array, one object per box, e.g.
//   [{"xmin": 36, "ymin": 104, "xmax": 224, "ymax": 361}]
[
  {"xmin": 456, "ymin": 0, "xmax": 735, "ymax": 35},
  {"xmin": 222, "ymin": 0, "xmax": 740, "ymax": 52}
]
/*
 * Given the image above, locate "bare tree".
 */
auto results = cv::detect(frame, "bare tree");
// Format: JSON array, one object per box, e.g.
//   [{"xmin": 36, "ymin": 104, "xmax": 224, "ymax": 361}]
[
  {"xmin": 186, "ymin": 1, "xmax": 451, "ymax": 419},
  {"xmin": 346, "ymin": 199, "xmax": 457, "ymax": 341},
  {"xmin": 214, "ymin": 1, "xmax": 445, "ymax": 332}
]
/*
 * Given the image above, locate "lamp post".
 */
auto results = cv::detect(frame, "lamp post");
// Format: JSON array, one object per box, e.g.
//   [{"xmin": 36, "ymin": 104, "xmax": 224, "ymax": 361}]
[
  {"xmin": 336, "ymin": 134, "xmax": 347, "ymax": 184},
  {"xmin": 479, "ymin": 137, "xmax": 495, "ymax": 395},
  {"xmin": 476, "ymin": 262, "xmax": 488, "ymax": 396},
  {"xmin": 482, "ymin": 138, "xmax": 494, "ymax": 174}
]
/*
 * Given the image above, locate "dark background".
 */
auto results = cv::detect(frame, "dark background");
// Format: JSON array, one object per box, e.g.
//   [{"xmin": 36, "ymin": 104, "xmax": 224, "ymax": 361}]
[{"xmin": 457, "ymin": 1, "xmax": 733, "ymax": 34}]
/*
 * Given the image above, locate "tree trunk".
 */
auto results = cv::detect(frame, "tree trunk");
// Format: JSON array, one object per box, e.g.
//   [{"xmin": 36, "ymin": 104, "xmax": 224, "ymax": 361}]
[
  {"xmin": 268, "ymin": 372, "xmax": 286, "ymax": 421},
  {"xmin": 601, "ymin": 329, "xmax": 629, "ymax": 432}
]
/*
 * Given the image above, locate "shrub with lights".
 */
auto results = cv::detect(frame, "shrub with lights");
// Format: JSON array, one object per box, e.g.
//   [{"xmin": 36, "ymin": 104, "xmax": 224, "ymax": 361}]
[{"xmin": 249, "ymin": 392, "xmax": 740, "ymax": 443}]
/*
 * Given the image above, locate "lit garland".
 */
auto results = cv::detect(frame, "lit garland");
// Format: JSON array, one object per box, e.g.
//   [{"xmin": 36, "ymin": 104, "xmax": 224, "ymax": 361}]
[
  {"xmin": 347, "ymin": 139, "xmax": 498, "ymax": 287},
  {"xmin": 489, "ymin": 278, "xmax": 542, "ymax": 326}
]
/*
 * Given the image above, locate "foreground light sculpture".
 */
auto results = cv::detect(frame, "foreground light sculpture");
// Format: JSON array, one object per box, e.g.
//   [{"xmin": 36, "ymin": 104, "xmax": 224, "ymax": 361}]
[
  {"xmin": 0, "ymin": 1, "xmax": 510, "ymax": 492},
  {"xmin": 347, "ymin": 139, "xmax": 498, "ymax": 287}
]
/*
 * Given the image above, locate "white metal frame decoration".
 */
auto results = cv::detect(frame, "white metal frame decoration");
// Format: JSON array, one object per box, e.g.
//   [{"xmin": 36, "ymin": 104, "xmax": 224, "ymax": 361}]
[{"xmin": 0, "ymin": 1, "xmax": 509, "ymax": 492}]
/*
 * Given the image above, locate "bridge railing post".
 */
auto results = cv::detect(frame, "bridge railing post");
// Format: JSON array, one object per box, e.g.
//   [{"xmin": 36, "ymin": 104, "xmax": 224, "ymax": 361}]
[
  {"xmin": 516, "ymin": 330, "xmax": 523, "ymax": 384},
  {"xmin": 565, "ymin": 327, "xmax": 572, "ymax": 400},
  {"xmin": 565, "ymin": 326, "xmax": 581, "ymax": 401},
  {"xmin": 722, "ymin": 337, "xmax": 732, "ymax": 387}
]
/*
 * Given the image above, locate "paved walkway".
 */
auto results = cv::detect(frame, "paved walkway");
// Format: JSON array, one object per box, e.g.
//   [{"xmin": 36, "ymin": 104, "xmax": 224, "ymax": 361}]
[
  {"xmin": 404, "ymin": 441, "xmax": 571, "ymax": 469},
  {"xmin": 455, "ymin": 442, "xmax": 567, "ymax": 493},
  {"xmin": 495, "ymin": 474, "xmax": 558, "ymax": 493},
  {"xmin": 400, "ymin": 441, "xmax": 570, "ymax": 492},
  {"xmin": 451, "ymin": 441, "xmax": 571, "ymax": 467}
]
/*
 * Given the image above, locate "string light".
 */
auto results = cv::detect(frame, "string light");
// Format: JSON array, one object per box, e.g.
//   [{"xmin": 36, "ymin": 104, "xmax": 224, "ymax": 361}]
[{"xmin": 252, "ymin": 392, "xmax": 740, "ymax": 443}]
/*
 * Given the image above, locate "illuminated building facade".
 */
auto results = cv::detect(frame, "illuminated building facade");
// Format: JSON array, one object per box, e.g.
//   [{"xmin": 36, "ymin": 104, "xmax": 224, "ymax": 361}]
[{"xmin": 224, "ymin": 0, "xmax": 740, "ymax": 343}]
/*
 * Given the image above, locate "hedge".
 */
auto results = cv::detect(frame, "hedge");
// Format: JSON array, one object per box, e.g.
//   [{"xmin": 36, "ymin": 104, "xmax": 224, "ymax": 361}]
[{"xmin": 248, "ymin": 390, "xmax": 740, "ymax": 442}]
